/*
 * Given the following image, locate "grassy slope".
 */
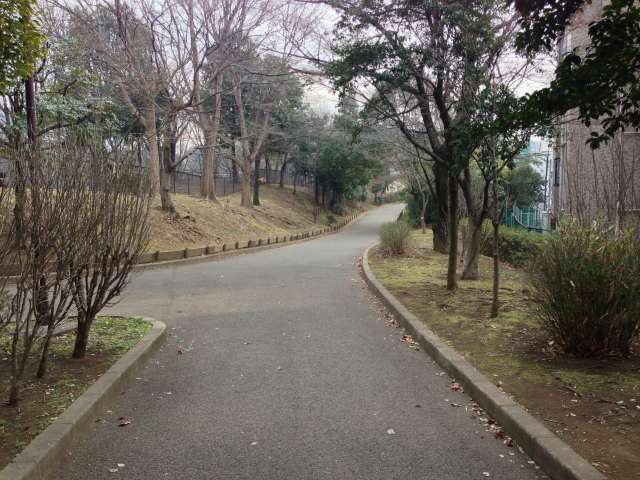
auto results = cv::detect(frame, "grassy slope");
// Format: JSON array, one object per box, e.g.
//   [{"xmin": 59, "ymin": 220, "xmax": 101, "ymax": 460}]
[
  {"xmin": 369, "ymin": 231, "xmax": 640, "ymax": 480},
  {"xmin": 148, "ymin": 186, "xmax": 360, "ymax": 251}
]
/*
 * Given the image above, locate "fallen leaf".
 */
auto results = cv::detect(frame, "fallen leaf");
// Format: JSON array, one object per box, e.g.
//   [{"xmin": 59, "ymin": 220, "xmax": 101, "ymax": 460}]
[
  {"xmin": 400, "ymin": 335, "xmax": 420, "ymax": 351},
  {"xmin": 117, "ymin": 417, "xmax": 132, "ymax": 427}
]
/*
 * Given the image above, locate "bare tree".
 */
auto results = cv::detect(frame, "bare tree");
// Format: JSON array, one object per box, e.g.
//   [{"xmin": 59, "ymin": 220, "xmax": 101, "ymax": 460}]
[
  {"xmin": 5, "ymin": 144, "xmax": 96, "ymax": 403},
  {"xmin": 63, "ymin": 0, "xmax": 184, "ymax": 212},
  {"xmin": 71, "ymin": 147, "xmax": 152, "ymax": 359},
  {"xmin": 232, "ymin": 65, "xmax": 273, "ymax": 207},
  {"xmin": 180, "ymin": 0, "xmax": 260, "ymax": 200}
]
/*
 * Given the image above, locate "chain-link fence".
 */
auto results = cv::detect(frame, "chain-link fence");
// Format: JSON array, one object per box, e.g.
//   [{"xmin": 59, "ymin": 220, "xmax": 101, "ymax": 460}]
[{"xmin": 170, "ymin": 168, "xmax": 313, "ymax": 197}]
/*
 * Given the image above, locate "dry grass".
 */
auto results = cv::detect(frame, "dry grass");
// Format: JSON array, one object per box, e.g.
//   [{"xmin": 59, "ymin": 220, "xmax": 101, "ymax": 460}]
[
  {"xmin": 148, "ymin": 186, "xmax": 360, "ymax": 251},
  {"xmin": 369, "ymin": 230, "xmax": 640, "ymax": 480},
  {"xmin": 0, "ymin": 185, "xmax": 360, "ymax": 254}
]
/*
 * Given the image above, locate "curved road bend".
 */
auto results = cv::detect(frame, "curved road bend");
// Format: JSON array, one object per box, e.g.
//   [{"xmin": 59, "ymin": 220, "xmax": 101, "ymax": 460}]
[{"xmin": 53, "ymin": 204, "xmax": 543, "ymax": 480}]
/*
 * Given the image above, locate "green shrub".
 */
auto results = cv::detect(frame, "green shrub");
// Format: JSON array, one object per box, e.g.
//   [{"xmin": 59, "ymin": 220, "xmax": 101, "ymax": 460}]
[
  {"xmin": 480, "ymin": 223, "xmax": 543, "ymax": 267},
  {"xmin": 325, "ymin": 213, "xmax": 337, "ymax": 225},
  {"xmin": 379, "ymin": 221, "xmax": 411, "ymax": 255},
  {"xmin": 528, "ymin": 222, "xmax": 640, "ymax": 357},
  {"xmin": 404, "ymin": 189, "xmax": 436, "ymax": 228}
]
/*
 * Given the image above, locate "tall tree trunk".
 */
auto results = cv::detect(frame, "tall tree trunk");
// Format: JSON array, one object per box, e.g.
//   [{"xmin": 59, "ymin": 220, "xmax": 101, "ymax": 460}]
[
  {"xmin": 253, "ymin": 152, "xmax": 261, "ymax": 206},
  {"xmin": 143, "ymin": 105, "xmax": 161, "ymax": 196},
  {"xmin": 201, "ymin": 127, "xmax": 214, "ymax": 198},
  {"xmin": 160, "ymin": 128, "xmax": 176, "ymax": 214},
  {"xmin": 241, "ymin": 151, "xmax": 252, "ymax": 207},
  {"xmin": 200, "ymin": 75, "xmax": 222, "ymax": 201},
  {"xmin": 462, "ymin": 218, "xmax": 483, "ymax": 280},
  {"xmin": 490, "ymin": 156, "xmax": 500, "ymax": 318},
  {"xmin": 446, "ymin": 172, "xmax": 459, "ymax": 290},
  {"xmin": 233, "ymin": 140, "xmax": 241, "ymax": 185},
  {"xmin": 460, "ymin": 165, "xmax": 491, "ymax": 281},
  {"xmin": 432, "ymin": 162, "xmax": 449, "ymax": 254},
  {"xmin": 208, "ymin": 78, "xmax": 222, "ymax": 201},
  {"xmin": 280, "ymin": 154, "xmax": 288, "ymax": 188},
  {"xmin": 233, "ymin": 84, "xmax": 252, "ymax": 207}
]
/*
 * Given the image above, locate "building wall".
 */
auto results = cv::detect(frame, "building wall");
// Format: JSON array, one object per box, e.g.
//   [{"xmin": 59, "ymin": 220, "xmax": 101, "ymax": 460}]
[{"xmin": 551, "ymin": 1, "xmax": 640, "ymax": 227}]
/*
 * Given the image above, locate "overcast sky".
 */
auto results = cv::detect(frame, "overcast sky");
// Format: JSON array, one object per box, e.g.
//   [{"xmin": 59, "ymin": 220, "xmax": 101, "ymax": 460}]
[{"xmin": 298, "ymin": 3, "xmax": 555, "ymax": 116}]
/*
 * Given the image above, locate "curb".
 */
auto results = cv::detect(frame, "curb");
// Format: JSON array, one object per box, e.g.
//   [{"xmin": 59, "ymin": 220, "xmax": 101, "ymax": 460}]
[
  {"xmin": 131, "ymin": 210, "xmax": 366, "ymax": 272},
  {"xmin": 361, "ymin": 245, "xmax": 606, "ymax": 480},
  {"xmin": 0, "ymin": 212, "xmax": 365, "ymax": 279},
  {"xmin": 0, "ymin": 317, "xmax": 167, "ymax": 480}
]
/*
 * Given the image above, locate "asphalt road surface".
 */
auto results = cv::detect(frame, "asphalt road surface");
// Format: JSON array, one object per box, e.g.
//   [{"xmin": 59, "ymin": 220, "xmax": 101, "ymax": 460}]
[{"xmin": 53, "ymin": 204, "xmax": 545, "ymax": 480}]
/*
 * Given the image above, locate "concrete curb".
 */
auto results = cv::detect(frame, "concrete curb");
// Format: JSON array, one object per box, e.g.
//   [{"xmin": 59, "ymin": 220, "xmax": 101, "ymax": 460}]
[
  {"xmin": 131, "ymin": 210, "xmax": 366, "ymax": 273},
  {"xmin": 0, "ymin": 212, "xmax": 366, "ymax": 279},
  {"xmin": 361, "ymin": 245, "xmax": 606, "ymax": 480},
  {"xmin": 0, "ymin": 317, "xmax": 167, "ymax": 480}
]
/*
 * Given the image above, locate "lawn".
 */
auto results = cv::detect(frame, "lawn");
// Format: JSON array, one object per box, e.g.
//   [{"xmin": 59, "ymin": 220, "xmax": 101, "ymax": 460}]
[
  {"xmin": 0, "ymin": 317, "xmax": 151, "ymax": 469},
  {"xmin": 369, "ymin": 230, "xmax": 640, "ymax": 480}
]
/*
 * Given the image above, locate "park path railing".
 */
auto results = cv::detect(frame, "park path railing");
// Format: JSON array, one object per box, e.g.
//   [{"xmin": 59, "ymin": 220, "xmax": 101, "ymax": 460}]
[{"xmin": 504, "ymin": 204, "xmax": 549, "ymax": 232}]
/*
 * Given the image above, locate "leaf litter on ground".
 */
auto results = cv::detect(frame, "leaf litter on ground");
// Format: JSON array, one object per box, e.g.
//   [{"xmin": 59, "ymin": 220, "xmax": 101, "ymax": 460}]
[{"xmin": 400, "ymin": 334, "xmax": 420, "ymax": 351}]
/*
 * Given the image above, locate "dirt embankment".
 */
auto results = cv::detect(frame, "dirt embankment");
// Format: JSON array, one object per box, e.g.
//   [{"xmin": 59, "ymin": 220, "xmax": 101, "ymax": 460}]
[{"xmin": 148, "ymin": 186, "xmax": 362, "ymax": 251}]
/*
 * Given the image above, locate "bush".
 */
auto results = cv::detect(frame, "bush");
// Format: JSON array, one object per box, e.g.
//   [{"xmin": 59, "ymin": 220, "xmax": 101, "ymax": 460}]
[
  {"xmin": 379, "ymin": 221, "xmax": 411, "ymax": 255},
  {"xmin": 528, "ymin": 222, "xmax": 640, "ymax": 357},
  {"xmin": 403, "ymin": 188, "xmax": 436, "ymax": 228},
  {"xmin": 480, "ymin": 223, "xmax": 543, "ymax": 267},
  {"xmin": 325, "ymin": 213, "xmax": 337, "ymax": 225}
]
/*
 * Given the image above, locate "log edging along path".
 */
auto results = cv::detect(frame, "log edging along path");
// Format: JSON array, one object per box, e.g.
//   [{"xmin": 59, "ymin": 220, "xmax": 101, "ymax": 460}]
[
  {"xmin": 0, "ymin": 212, "xmax": 365, "ymax": 278},
  {"xmin": 361, "ymin": 244, "xmax": 607, "ymax": 480},
  {"xmin": 0, "ymin": 317, "xmax": 167, "ymax": 480}
]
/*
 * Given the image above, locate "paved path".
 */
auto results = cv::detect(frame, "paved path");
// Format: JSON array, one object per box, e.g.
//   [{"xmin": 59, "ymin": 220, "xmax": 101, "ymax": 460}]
[{"xmin": 53, "ymin": 205, "xmax": 543, "ymax": 480}]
